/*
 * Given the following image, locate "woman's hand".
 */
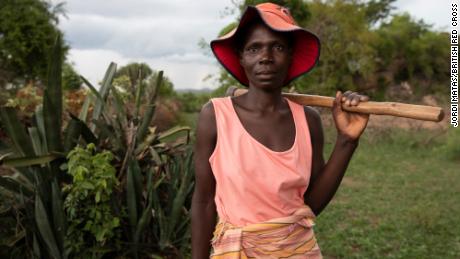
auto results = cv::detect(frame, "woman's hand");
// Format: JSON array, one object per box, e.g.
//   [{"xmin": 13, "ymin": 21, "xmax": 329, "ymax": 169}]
[{"xmin": 332, "ymin": 91, "xmax": 370, "ymax": 141}]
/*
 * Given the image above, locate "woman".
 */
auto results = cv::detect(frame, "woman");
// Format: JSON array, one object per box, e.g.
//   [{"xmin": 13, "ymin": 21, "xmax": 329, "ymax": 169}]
[{"xmin": 191, "ymin": 3, "xmax": 369, "ymax": 258}]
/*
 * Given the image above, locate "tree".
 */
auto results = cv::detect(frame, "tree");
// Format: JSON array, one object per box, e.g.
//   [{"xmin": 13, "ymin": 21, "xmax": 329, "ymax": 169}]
[
  {"xmin": 212, "ymin": 0, "xmax": 448, "ymax": 99},
  {"xmin": 374, "ymin": 13, "xmax": 449, "ymax": 96},
  {"xmin": 362, "ymin": 0, "xmax": 396, "ymax": 25},
  {"xmin": 0, "ymin": 0, "xmax": 68, "ymax": 87},
  {"xmin": 113, "ymin": 62, "xmax": 176, "ymax": 99},
  {"xmin": 297, "ymin": 0, "xmax": 378, "ymax": 95},
  {"xmin": 62, "ymin": 62, "xmax": 83, "ymax": 90},
  {"xmin": 114, "ymin": 62, "xmax": 153, "ymax": 96}
]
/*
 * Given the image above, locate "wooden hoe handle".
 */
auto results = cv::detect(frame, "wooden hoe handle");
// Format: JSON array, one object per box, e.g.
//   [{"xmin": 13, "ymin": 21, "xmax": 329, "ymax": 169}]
[{"xmin": 228, "ymin": 87, "xmax": 445, "ymax": 122}]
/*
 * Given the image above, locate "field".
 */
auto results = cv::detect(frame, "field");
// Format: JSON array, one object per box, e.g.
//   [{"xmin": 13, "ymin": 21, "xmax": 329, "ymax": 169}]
[{"xmin": 315, "ymin": 126, "xmax": 460, "ymax": 258}]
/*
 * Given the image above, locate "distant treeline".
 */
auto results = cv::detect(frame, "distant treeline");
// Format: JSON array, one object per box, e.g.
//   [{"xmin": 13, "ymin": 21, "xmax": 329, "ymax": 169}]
[{"xmin": 211, "ymin": 0, "xmax": 449, "ymax": 101}]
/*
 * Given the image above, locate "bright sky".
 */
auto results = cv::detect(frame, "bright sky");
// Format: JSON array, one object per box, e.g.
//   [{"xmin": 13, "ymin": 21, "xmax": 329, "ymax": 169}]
[{"xmin": 57, "ymin": 0, "xmax": 452, "ymax": 90}]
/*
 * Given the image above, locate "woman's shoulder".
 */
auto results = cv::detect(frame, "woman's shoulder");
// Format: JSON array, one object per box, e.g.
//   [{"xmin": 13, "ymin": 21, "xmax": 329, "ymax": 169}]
[
  {"xmin": 303, "ymin": 106, "xmax": 321, "ymax": 122},
  {"xmin": 302, "ymin": 106, "xmax": 324, "ymax": 141},
  {"xmin": 196, "ymin": 101, "xmax": 217, "ymax": 146}
]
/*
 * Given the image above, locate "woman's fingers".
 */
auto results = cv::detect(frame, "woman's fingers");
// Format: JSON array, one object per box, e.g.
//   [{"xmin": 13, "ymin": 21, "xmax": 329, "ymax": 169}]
[
  {"xmin": 341, "ymin": 90, "xmax": 352, "ymax": 102},
  {"xmin": 345, "ymin": 92, "xmax": 357, "ymax": 106},
  {"xmin": 360, "ymin": 95, "xmax": 370, "ymax": 101},
  {"xmin": 340, "ymin": 91, "xmax": 370, "ymax": 106}
]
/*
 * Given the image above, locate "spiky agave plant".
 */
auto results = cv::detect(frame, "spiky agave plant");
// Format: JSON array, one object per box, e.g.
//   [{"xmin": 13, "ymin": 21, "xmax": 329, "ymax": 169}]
[{"xmin": 0, "ymin": 35, "xmax": 194, "ymax": 258}]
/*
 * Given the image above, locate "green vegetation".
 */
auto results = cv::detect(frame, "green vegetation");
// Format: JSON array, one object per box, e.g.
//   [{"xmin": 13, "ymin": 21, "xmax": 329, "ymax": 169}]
[
  {"xmin": 0, "ymin": 38, "xmax": 193, "ymax": 258},
  {"xmin": 113, "ymin": 62, "xmax": 176, "ymax": 99},
  {"xmin": 63, "ymin": 143, "xmax": 120, "ymax": 258},
  {"xmin": 0, "ymin": 0, "xmax": 67, "ymax": 87},
  {"xmin": 315, "ymin": 128, "xmax": 460, "ymax": 258},
  {"xmin": 210, "ymin": 0, "xmax": 449, "ymax": 100}
]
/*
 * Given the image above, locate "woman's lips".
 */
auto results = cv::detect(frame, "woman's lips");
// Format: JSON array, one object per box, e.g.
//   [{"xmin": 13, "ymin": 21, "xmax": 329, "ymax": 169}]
[{"xmin": 256, "ymin": 70, "xmax": 276, "ymax": 75}]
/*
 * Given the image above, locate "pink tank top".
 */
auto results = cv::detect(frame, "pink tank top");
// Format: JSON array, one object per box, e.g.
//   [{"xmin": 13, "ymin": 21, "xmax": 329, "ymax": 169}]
[{"xmin": 209, "ymin": 96, "xmax": 313, "ymax": 227}]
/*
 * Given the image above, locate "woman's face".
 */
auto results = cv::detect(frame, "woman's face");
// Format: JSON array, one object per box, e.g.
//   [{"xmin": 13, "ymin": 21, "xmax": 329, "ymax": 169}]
[{"xmin": 239, "ymin": 23, "xmax": 292, "ymax": 90}]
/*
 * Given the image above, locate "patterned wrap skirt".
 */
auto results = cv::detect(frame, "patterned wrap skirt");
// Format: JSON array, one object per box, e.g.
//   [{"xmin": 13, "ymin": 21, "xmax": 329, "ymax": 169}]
[{"xmin": 210, "ymin": 206, "xmax": 322, "ymax": 259}]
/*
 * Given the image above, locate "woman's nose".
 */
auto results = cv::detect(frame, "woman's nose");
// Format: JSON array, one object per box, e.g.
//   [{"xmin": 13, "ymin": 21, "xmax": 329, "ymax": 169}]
[{"xmin": 259, "ymin": 47, "xmax": 274, "ymax": 64}]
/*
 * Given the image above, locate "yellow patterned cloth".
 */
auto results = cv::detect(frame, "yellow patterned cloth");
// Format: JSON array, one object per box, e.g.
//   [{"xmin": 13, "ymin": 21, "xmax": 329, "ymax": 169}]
[{"xmin": 210, "ymin": 206, "xmax": 322, "ymax": 259}]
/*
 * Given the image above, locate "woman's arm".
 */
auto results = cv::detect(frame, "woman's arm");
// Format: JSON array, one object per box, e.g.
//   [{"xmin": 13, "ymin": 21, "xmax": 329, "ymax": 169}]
[
  {"xmin": 191, "ymin": 102, "xmax": 218, "ymax": 259},
  {"xmin": 304, "ymin": 91, "xmax": 369, "ymax": 215}
]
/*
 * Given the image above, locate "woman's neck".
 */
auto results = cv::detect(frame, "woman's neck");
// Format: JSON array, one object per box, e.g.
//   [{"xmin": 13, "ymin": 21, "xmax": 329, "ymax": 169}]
[{"xmin": 243, "ymin": 86, "xmax": 285, "ymax": 113}]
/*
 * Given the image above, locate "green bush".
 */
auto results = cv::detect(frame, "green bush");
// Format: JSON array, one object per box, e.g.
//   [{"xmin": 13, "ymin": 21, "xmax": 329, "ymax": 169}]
[{"xmin": 63, "ymin": 143, "xmax": 120, "ymax": 257}]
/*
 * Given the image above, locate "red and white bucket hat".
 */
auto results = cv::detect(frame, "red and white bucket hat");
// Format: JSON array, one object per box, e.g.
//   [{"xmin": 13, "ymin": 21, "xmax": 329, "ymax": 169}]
[{"xmin": 210, "ymin": 2, "xmax": 321, "ymax": 87}]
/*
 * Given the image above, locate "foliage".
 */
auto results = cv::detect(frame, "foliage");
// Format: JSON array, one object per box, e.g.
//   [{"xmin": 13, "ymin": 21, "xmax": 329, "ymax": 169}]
[
  {"xmin": 374, "ymin": 13, "xmax": 449, "ymax": 96},
  {"xmin": 177, "ymin": 91, "xmax": 212, "ymax": 113},
  {"xmin": 210, "ymin": 0, "xmax": 449, "ymax": 101},
  {"xmin": 62, "ymin": 62, "xmax": 83, "ymax": 90},
  {"xmin": 4, "ymin": 84, "xmax": 43, "ymax": 117},
  {"xmin": 114, "ymin": 62, "xmax": 153, "ymax": 97},
  {"xmin": 0, "ymin": 0, "xmax": 68, "ymax": 87},
  {"xmin": 239, "ymin": 0, "xmax": 311, "ymax": 25},
  {"xmin": 361, "ymin": 0, "xmax": 396, "ymax": 25},
  {"xmin": 0, "ymin": 36, "xmax": 193, "ymax": 258},
  {"xmin": 113, "ymin": 62, "xmax": 176, "ymax": 100},
  {"xmin": 0, "ymin": 35, "xmax": 67, "ymax": 259},
  {"xmin": 63, "ymin": 143, "xmax": 120, "ymax": 258}
]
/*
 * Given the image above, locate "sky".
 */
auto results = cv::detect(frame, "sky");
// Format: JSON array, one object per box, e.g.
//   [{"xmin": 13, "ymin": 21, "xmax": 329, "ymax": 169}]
[{"xmin": 56, "ymin": 0, "xmax": 452, "ymax": 91}]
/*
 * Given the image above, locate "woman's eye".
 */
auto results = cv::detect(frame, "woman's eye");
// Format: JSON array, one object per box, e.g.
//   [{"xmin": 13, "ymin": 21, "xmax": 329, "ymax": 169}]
[
  {"xmin": 274, "ymin": 44, "xmax": 285, "ymax": 51},
  {"xmin": 245, "ymin": 47, "xmax": 258, "ymax": 53}
]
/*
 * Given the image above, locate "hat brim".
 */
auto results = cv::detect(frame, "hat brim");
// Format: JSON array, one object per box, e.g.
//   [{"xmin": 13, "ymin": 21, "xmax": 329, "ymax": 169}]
[{"xmin": 210, "ymin": 6, "xmax": 320, "ymax": 87}]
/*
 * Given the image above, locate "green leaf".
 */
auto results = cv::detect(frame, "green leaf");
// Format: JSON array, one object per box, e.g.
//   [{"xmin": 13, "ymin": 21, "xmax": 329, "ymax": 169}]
[
  {"xmin": 134, "ymin": 203, "xmax": 152, "ymax": 244},
  {"xmin": 33, "ymin": 233, "xmax": 41, "ymax": 259},
  {"xmin": 127, "ymin": 162, "xmax": 138, "ymax": 240},
  {"xmin": 80, "ymin": 181, "xmax": 95, "ymax": 189},
  {"xmin": 28, "ymin": 127, "xmax": 44, "ymax": 156},
  {"xmin": 167, "ymin": 151, "xmax": 194, "ymax": 240},
  {"xmin": 43, "ymin": 35, "xmax": 63, "ymax": 153},
  {"xmin": 136, "ymin": 71, "xmax": 163, "ymax": 143},
  {"xmin": 109, "ymin": 84, "xmax": 128, "ymax": 127},
  {"xmin": 130, "ymin": 160, "xmax": 142, "ymax": 205},
  {"xmin": 0, "ymin": 176, "xmax": 33, "ymax": 196},
  {"xmin": 63, "ymin": 116, "xmax": 82, "ymax": 153},
  {"xmin": 51, "ymin": 179, "xmax": 66, "ymax": 258},
  {"xmin": 35, "ymin": 105, "xmax": 48, "ymax": 154},
  {"xmin": 78, "ymin": 94, "xmax": 92, "ymax": 122},
  {"xmin": 35, "ymin": 193, "xmax": 62, "ymax": 259},
  {"xmin": 1, "ymin": 154, "xmax": 59, "ymax": 167},
  {"xmin": 158, "ymin": 126, "xmax": 191, "ymax": 142},
  {"xmin": 74, "ymin": 115, "xmax": 98, "ymax": 145},
  {"xmin": 0, "ymin": 107, "xmax": 35, "ymax": 157},
  {"xmin": 134, "ymin": 68, "xmax": 147, "ymax": 119},
  {"xmin": 91, "ymin": 62, "xmax": 116, "ymax": 130},
  {"xmin": 80, "ymin": 76, "xmax": 105, "ymax": 104}
]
